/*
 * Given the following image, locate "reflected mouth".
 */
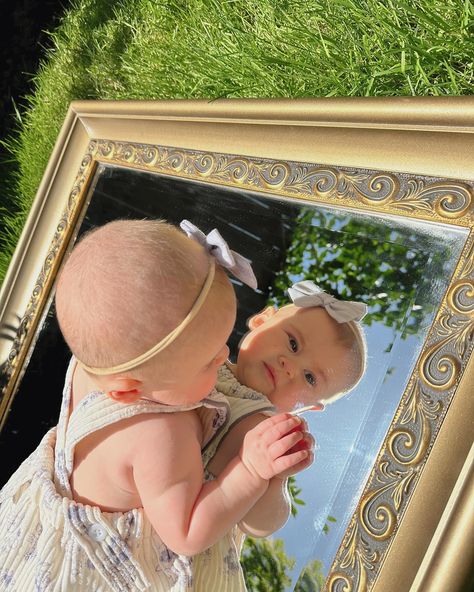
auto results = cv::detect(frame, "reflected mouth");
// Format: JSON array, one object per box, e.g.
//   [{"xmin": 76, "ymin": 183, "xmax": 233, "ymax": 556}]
[{"xmin": 263, "ymin": 362, "xmax": 276, "ymax": 387}]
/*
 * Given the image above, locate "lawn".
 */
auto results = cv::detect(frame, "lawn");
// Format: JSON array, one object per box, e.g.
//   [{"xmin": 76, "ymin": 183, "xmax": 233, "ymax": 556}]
[{"xmin": 0, "ymin": 0, "xmax": 472, "ymax": 284}]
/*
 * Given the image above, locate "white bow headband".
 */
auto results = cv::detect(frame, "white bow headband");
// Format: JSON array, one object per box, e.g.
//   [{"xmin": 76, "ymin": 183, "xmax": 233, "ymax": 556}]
[
  {"xmin": 180, "ymin": 220, "xmax": 258, "ymax": 290},
  {"xmin": 288, "ymin": 280, "xmax": 367, "ymax": 323}
]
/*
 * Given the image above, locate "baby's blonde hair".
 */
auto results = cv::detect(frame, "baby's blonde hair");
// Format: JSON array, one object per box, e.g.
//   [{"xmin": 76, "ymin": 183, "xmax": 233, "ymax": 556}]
[
  {"xmin": 55, "ymin": 219, "xmax": 213, "ymax": 376},
  {"xmin": 322, "ymin": 318, "xmax": 367, "ymax": 405}
]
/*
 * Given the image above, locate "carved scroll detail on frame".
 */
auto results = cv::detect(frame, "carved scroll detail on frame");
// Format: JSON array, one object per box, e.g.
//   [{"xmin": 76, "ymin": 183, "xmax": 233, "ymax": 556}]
[
  {"xmin": 94, "ymin": 140, "xmax": 474, "ymax": 225},
  {"xmin": 2, "ymin": 139, "xmax": 474, "ymax": 592},
  {"xmin": 0, "ymin": 151, "xmax": 95, "ymax": 402},
  {"xmin": 327, "ymin": 522, "xmax": 379, "ymax": 592},
  {"xmin": 327, "ymin": 232, "xmax": 474, "ymax": 592}
]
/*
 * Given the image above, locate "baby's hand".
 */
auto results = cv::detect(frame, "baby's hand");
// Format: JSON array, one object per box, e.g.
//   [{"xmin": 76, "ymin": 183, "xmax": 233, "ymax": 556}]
[
  {"xmin": 240, "ymin": 414, "xmax": 311, "ymax": 481},
  {"xmin": 273, "ymin": 418, "xmax": 316, "ymax": 480}
]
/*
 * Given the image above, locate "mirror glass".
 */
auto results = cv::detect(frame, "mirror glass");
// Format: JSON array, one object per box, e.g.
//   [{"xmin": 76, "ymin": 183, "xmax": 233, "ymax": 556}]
[{"xmin": 0, "ymin": 164, "xmax": 468, "ymax": 590}]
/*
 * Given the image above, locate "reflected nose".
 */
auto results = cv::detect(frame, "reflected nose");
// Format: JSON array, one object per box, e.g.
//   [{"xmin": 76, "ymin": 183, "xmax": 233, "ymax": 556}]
[
  {"xmin": 215, "ymin": 344, "xmax": 230, "ymax": 366},
  {"xmin": 279, "ymin": 355, "xmax": 295, "ymax": 378}
]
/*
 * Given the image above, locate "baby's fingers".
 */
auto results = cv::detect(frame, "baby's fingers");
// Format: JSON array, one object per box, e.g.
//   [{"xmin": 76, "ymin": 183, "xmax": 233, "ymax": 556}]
[
  {"xmin": 269, "ymin": 430, "xmax": 305, "ymax": 458},
  {"xmin": 284, "ymin": 450, "xmax": 315, "ymax": 478},
  {"xmin": 286, "ymin": 432, "xmax": 315, "ymax": 455},
  {"xmin": 259, "ymin": 414, "xmax": 303, "ymax": 443},
  {"xmin": 252, "ymin": 413, "xmax": 298, "ymax": 435},
  {"xmin": 273, "ymin": 449, "xmax": 310, "ymax": 474}
]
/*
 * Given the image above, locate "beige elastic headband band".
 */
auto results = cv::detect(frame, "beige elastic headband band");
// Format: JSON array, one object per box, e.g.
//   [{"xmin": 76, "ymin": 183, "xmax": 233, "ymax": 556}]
[{"xmin": 78, "ymin": 260, "xmax": 216, "ymax": 375}]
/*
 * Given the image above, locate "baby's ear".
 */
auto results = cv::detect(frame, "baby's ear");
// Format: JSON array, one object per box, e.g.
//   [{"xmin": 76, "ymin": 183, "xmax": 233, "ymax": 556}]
[
  {"xmin": 247, "ymin": 305, "xmax": 277, "ymax": 330},
  {"xmin": 105, "ymin": 377, "xmax": 143, "ymax": 404}
]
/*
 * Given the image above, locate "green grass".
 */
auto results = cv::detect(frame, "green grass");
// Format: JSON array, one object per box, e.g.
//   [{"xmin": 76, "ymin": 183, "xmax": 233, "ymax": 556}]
[{"xmin": 1, "ymin": 0, "xmax": 473, "ymax": 283}]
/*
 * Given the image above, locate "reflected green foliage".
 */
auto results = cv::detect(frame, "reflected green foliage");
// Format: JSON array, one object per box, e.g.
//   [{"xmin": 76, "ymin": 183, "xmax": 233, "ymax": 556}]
[
  {"xmin": 242, "ymin": 536, "xmax": 325, "ymax": 592},
  {"xmin": 270, "ymin": 208, "xmax": 450, "ymax": 336},
  {"xmin": 322, "ymin": 515, "xmax": 337, "ymax": 535},
  {"xmin": 288, "ymin": 475, "xmax": 306, "ymax": 517},
  {"xmin": 294, "ymin": 559, "xmax": 325, "ymax": 591},
  {"xmin": 240, "ymin": 494, "xmax": 330, "ymax": 591},
  {"xmin": 242, "ymin": 537, "xmax": 294, "ymax": 592}
]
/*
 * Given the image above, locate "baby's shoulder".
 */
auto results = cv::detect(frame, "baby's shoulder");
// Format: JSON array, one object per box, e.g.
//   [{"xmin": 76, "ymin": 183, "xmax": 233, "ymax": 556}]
[
  {"xmin": 98, "ymin": 409, "xmax": 202, "ymax": 478},
  {"xmin": 118, "ymin": 408, "xmax": 203, "ymax": 444}
]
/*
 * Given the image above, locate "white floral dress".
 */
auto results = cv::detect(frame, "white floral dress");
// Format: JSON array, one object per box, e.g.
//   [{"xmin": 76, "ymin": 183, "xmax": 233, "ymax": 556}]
[{"xmin": 0, "ymin": 356, "xmax": 235, "ymax": 592}]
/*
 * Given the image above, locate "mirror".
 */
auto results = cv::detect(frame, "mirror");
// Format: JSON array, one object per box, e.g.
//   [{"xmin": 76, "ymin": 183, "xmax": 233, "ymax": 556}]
[
  {"xmin": 1, "ymin": 99, "xmax": 473, "ymax": 591},
  {"xmin": 0, "ymin": 162, "xmax": 468, "ymax": 590}
]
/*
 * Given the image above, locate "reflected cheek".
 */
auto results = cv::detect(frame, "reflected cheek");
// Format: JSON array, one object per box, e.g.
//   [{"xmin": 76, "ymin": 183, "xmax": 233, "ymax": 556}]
[
  {"xmin": 280, "ymin": 386, "xmax": 309, "ymax": 412},
  {"xmin": 239, "ymin": 332, "xmax": 268, "ymax": 356},
  {"xmin": 271, "ymin": 390, "xmax": 294, "ymax": 412}
]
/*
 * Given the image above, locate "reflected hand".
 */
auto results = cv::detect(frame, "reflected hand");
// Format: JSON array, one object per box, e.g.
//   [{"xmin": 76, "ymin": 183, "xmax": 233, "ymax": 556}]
[
  {"xmin": 276, "ymin": 420, "xmax": 316, "ymax": 480},
  {"xmin": 240, "ymin": 413, "xmax": 311, "ymax": 481},
  {"xmin": 274, "ymin": 418, "xmax": 315, "ymax": 480}
]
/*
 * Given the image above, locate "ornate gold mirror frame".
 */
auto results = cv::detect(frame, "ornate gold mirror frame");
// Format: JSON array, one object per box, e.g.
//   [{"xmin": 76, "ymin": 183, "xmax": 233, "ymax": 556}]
[{"xmin": 1, "ymin": 98, "xmax": 473, "ymax": 591}]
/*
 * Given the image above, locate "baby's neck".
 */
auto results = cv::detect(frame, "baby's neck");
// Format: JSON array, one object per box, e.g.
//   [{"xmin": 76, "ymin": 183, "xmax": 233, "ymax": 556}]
[{"xmin": 71, "ymin": 364, "xmax": 103, "ymax": 410}]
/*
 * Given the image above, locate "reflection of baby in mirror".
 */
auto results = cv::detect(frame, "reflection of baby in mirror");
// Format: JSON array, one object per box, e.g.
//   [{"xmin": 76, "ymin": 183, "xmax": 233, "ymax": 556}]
[
  {"xmin": 205, "ymin": 282, "xmax": 367, "ymax": 538},
  {"xmin": 0, "ymin": 219, "xmax": 312, "ymax": 591}
]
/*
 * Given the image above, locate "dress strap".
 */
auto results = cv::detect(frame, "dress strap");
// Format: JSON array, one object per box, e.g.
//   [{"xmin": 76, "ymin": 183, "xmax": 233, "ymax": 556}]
[{"xmin": 54, "ymin": 356, "xmax": 79, "ymax": 496}]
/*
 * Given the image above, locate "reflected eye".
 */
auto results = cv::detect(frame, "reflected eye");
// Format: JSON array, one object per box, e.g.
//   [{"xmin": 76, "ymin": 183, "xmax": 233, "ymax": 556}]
[
  {"xmin": 289, "ymin": 336, "xmax": 298, "ymax": 353},
  {"xmin": 304, "ymin": 371, "xmax": 316, "ymax": 387}
]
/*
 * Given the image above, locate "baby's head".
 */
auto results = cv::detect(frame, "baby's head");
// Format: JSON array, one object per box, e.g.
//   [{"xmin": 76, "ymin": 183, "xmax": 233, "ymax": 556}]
[
  {"xmin": 236, "ymin": 300, "xmax": 366, "ymax": 412},
  {"xmin": 55, "ymin": 219, "xmax": 236, "ymax": 403}
]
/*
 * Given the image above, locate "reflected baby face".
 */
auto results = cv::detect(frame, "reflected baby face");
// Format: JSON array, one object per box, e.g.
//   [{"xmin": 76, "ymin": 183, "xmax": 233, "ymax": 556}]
[{"xmin": 236, "ymin": 305, "xmax": 355, "ymax": 411}]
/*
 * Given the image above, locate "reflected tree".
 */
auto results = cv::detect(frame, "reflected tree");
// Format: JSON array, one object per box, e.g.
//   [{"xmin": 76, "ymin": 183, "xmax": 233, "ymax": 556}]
[
  {"xmin": 294, "ymin": 559, "xmax": 325, "ymax": 592},
  {"xmin": 269, "ymin": 208, "xmax": 450, "ymax": 336},
  {"xmin": 288, "ymin": 475, "xmax": 305, "ymax": 517},
  {"xmin": 242, "ymin": 537, "xmax": 293, "ymax": 592},
  {"xmin": 241, "ymin": 483, "xmax": 333, "ymax": 591},
  {"xmin": 242, "ymin": 536, "xmax": 325, "ymax": 592},
  {"xmin": 322, "ymin": 515, "xmax": 337, "ymax": 535}
]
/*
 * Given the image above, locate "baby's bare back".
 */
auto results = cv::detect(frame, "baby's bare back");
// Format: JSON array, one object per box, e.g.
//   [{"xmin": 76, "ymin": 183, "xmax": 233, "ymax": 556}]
[
  {"xmin": 70, "ymin": 414, "xmax": 147, "ymax": 512},
  {"xmin": 68, "ymin": 373, "xmax": 203, "ymax": 513}
]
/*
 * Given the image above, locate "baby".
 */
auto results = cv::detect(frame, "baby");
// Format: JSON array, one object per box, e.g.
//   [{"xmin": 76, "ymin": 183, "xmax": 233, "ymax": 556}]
[
  {"xmin": 204, "ymin": 281, "xmax": 367, "ymax": 538},
  {"xmin": 0, "ymin": 219, "xmax": 311, "ymax": 592}
]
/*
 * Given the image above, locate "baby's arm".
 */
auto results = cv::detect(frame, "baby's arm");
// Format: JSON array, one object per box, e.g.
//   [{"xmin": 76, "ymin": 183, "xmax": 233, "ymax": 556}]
[
  {"xmin": 238, "ymin": 475, "xmax": 291, "ymax": 537},
  {"xmin": 131, "ymin": 409, "xmax": 306, "ymax": 556},
  {"xmin": 206, "ymin": 412, "xmax": 314, "ymax": 537},
  {"xmin": 238, "ymin": 449, "xmax": 314, "ymax": 537}
]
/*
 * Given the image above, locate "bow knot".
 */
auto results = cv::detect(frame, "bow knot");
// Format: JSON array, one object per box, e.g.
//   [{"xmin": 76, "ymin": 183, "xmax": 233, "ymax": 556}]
[
  {"xmin": 180, "ymin": 220, "xmax": 258, "ymax": 290},
  {"xmin": 288, "ymin": 280, "xmax": 367, "ymax": 323}
]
